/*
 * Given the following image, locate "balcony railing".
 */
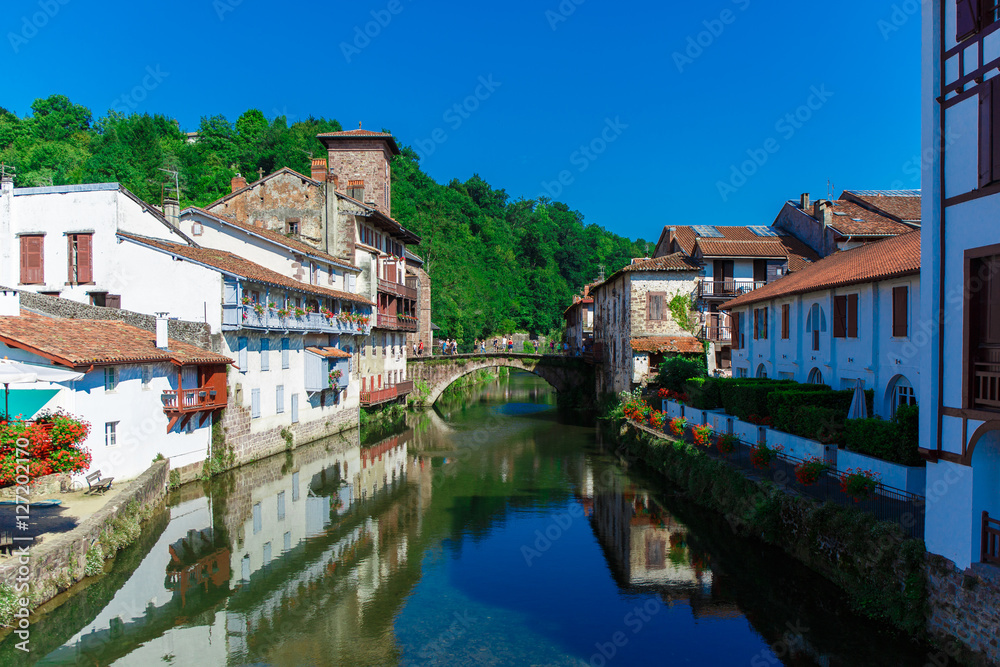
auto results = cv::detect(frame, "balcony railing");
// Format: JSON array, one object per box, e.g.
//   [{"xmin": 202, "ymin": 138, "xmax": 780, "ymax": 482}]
[
  {"xmin": 984, "ymin": 512, "xmax": 1000, "ymax": 565},
  {"xmin": 224, "ymin": 306, "xmax": 371, "ymax": 336},
  {"xmin": 973, "ymin": 361, "xmax": 1000, "ymax": 409},
  {"xmin": 376, "ymin": 313, "xmax": 418, "ymax": 332},
  {"xmin": 378, "ymin": 278, "xmax": 418, "ymax": 301},
  {"xmin": 698, "ymin": 279, "xmax": 768, "ymax": 298},
  {"xmin": 162, "ymin": 386, "xmax": 227, "ymax": 413},
  {"xmin": 395, "ymin": 380, "xmax": 414, "ymax": 396},
  {"xmin": 361, "ymin": 386, "xmax": 398, "ymax": 406},
  {"xmin": 701, "ymin": 326, "xmax": 732, "ymax": 343}
]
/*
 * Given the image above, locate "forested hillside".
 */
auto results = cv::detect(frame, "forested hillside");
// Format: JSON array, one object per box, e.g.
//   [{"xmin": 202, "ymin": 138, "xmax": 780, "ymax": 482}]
[{"xmin": 0, "ymin": 95, "xmax": 649, "ymax": 338}]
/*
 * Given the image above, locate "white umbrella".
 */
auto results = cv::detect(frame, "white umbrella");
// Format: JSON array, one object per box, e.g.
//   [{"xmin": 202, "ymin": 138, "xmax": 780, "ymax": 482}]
[
  {"xmin": 847, "ymin": 378, "xmax": 868, "ymax": 420},
  {"xmin": 0, "ymin": 358, "xmax": 84, "ymax": 417}
]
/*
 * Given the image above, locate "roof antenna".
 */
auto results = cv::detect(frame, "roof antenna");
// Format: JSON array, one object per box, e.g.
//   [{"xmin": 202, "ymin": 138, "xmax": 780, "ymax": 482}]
[
  {"xmin": 828, "ymin": 180, "xmax": 835, "ymax": 200},
  {"xmin": 359, "ymin": 121, "xmax": 363, "ymax": 128}
]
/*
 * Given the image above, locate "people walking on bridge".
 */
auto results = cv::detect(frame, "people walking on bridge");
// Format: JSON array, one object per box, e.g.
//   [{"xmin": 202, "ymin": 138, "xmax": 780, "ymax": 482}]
[
  {"xmin": 507, "ymin": 337, "xmax": 514, "ymax": 353},
  {"xmin": 418, "ymin": 339, "xmax": 424, "ymax": 356},
  {"xmin": 549, "ymin": 340, "xmax": 555, "ymax": 354},
  {"xmin": 451, "ymin": 339, "xmax": 458, "ymax": 355}
]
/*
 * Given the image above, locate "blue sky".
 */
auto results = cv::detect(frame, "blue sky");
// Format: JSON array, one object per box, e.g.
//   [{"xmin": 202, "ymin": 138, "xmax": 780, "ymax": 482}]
[{"xmin": 3, "ymin": 0, "xmax": 921, "ymax": 241}]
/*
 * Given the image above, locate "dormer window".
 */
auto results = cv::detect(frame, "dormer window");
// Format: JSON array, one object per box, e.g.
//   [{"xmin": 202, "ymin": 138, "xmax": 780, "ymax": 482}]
[{"xmin": 286, "ymin": 218, "xmax": 300, "ymax": 236}]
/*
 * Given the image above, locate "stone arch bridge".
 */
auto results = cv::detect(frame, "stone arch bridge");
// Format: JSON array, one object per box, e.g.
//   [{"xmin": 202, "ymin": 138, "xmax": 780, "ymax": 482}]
[{"xmin": 407, "ymin": 354, "xmax": 592, "ymax": 405}]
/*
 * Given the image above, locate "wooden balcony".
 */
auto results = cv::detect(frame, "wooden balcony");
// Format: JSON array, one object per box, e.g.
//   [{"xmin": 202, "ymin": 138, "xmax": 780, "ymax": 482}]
[
  {"xmin": 984, "ymin": 512, "xmax": 1000, "ymax": 566},
  {"xmin": 163, "ymin": 386, "xmax": 226, "ymax": 413},
  {"xmin": 361, "ymin": 386, "xmax": 399, "ymax": 407},
  {"xmin": 698, "ymin": 279, "xmax": 768, "ymax": 299},
  {"xmin": 701, "ymin": 326, "xmax": 732, "ymax": 343},
  {"xmin": 376, "ymin": 313, "xmax": 418, "ymax": 332},
  {"xmin": 378, "ymin": 278, "xmax": 418, "ymax": 301},
  {"xmin": 395, "ymin": 380, "xmax": 414, "ymax": 396},
  {"xmin": 973, "ymin": 361, "xmax": 1000, "ymax": 410}
]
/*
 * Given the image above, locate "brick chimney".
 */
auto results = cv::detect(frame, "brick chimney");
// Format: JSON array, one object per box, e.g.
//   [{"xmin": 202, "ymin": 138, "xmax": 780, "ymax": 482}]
[
  {"xmin": 800, "ymin": 193, "xmax": 810, "ymax": 210},
  {"xmin": 231, "ymin": 174, "xmax": 247, "ymax": 193},
  {"xmin": 813, "ymin": 200, "xmax": 832, "ymax": 228},
  {"xmin": 311, "ymin": 158, "xmax": 328, "ymax": 182}
]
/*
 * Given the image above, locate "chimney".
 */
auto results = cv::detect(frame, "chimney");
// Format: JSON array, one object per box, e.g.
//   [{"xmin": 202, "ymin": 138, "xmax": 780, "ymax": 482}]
[
  {"xmin": 800, "ymin": 193, "xmax": 810, "ymax": 210},
  {"xmin": 311, "ymin": 158, "xmax": 328, "ymax": 182},
  {"xmin": 231, "ymin": 174, "xmax": 247, "ymax": 193},
  {"xmin": 163, "ymin": 197, "xmax": 180, "ymax": 228},
  {"xmin": 155, "ymin": 312, "xmax": 169, "ymax": 349},
  {"xmin": 813, "ymin": 200, "xmax": 832, "ymax": 228},
  {"xmin": 0, "ymin": 289, "xmax": 19, "ymax": 317},
  {"xmin": 1, "ymin": 173, "xmax": 12, "ymax": 195}
]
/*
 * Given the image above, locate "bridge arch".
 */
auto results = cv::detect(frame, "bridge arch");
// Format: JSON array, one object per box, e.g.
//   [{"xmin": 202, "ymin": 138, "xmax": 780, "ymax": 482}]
[{"xmin": 407, "ymin": 354, "xmax": 591, "ymax": 406}]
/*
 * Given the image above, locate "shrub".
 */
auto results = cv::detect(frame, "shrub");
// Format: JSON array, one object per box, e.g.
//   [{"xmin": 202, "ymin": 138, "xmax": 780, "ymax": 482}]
[
  {"xmin": 523, "ymin": 341, "xmax": 536, "ymax": 354},
  {"xmin": 657, "ymin": 356, "xmax": 706, "ymax": 393},
  {"xmin": 691, "ymin": 424, "xmax": 713, "ymax": 447},
  {"xmin": 717, "ymin": 378, "xmax": 797, "ymax": 421},
  {"xmin": 716, "ymin": 433, "xmax": 738, "ymax": 455},
  {"xmin": 85, "ymin": 544, "xmax": 105, "ymax": 576},
  {"xmin": 684, "ymin": 377, "xmax": 722, "ymax": 410},
  {"xmin": 841, "ymin": 468, "xmax": 881, "ymax": 502},
  {"xmin": 669, "ymin": 417, "xmax": 688, "ymax": 437},
  {"xmin": 843, "ymin": 405, "xmax": 922, "ymax": 466},
  {"xmin": 795, "ymin": 457, "xmax": 831, "ymax": 486},
  {"xmin": 750, "ymin": 442, "xmax": 783, "ymax": 469}
]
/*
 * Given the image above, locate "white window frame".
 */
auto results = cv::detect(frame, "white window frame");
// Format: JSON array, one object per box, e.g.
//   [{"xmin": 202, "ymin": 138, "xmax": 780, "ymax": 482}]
[
  {"xmin": 104, "ymin": 367, "xmax": 117, "ymax": 392},
  {"xmin": 105, "ymin": 421, "xmax": 118, "ymax": 447}
]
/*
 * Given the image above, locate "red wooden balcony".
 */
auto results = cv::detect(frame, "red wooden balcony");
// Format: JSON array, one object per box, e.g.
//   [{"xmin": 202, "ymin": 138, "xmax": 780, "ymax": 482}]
[
  {"xmin": 361, "ymin": 386, "xmax": 399, "ymax": 406},
  {"xmin": 376, "ymin": 313, "xmax": 418, "ymax": 332},
  {"xmin": 162, "ymin": 386, "xmax": 227, "ymax": 413},
  {"xmin": 378, "ymin": 278, "xmax": 418, "ymax": 301}
]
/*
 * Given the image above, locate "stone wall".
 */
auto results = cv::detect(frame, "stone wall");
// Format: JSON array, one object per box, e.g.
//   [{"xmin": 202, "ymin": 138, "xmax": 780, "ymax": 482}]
[
  {"xmin": 326, "ymin": 141, "xmax": 394, "ymax": 215},
  {"xmin": 0, "ymin": 472, "xmax": 72, "ymax": 500},
  {"xmin": 628, "ymin": 274, "xmax": 699, "ymax": 338},
  {"xmin": 13, "ymin": 288, "xmax": 214, "ymax": 351},
  {"xmin": 406, "ymin": 266, "xmax": 433, "ymax": 352},
  {"xmin": 926, "ymin": 556, "xmax": 1000, "ymax": 664},
  {"xmin": 0, "ymin": 461, "xmax": 168, "ymax": 614},
  {"xmin": 219, "ymin": 388, "xmax": 359, "ymax": 469}
]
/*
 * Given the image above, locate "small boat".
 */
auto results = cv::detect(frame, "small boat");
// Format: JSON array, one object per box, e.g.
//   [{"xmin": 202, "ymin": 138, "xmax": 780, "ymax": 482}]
[{"xmin": 0, "ymin": 499, "xmax": 62, "ymax": 508}]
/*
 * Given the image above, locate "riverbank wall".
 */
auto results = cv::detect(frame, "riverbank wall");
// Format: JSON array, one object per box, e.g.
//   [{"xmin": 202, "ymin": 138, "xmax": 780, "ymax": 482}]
[
  {"xmin": 0, "ymin": 460, "xmax": 168, "ymax": 630},
  {"xmin": 614, "ymin": 419, "xmax": 1000, "ymax": 666}
]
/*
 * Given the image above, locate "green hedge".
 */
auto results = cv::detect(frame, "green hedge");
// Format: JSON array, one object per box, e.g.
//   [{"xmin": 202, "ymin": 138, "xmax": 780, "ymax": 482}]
[
  {"xmin": 684, "ymin": 377, "xmax": 722, "ymax": 410},
  {"xmin": 844, "ymin": 405, "xmax": 921, "ymax": 466},
  {"xmin": 657, "ymin": 356, "xmax": 706, "ymax": 393},
  {"xmin": 717, "ymin": 379, "xmax": 798, "ymax": 420}
]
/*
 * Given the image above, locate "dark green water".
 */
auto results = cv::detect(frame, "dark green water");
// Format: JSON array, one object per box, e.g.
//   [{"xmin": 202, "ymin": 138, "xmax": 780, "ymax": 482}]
[{"xmin": 4, "ymin": 372, "xmax": 948, "ymax": 666}]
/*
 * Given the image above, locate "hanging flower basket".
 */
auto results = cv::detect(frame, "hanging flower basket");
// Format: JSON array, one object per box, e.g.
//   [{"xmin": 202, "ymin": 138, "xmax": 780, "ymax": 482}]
[
  {"xmin": 668, "ymin": 417, "xmax": 688, "ymax": 438},
  {"xmin": 794, "ymin": 457, "xmax": 831, "ymax": 486},
  {"xmin": 691, "ymin": 424, "xmax": 713, "ymax": 447},
  {"xmin": 840, "ymin": 468, "xmax": 880, "ymax": 502},
  {"xmin": 749, "ymin": 442, "xmax": 783, "ymax": 469}
]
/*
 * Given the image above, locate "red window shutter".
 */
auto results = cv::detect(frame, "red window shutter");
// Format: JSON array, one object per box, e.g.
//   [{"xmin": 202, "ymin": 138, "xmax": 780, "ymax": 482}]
[
  {"xmin": 78, "ymin": 234, "xmax": 93, "ymax": 283},
  {"xmin": 833, "ymin": 296, "xmax": 847, "ymax": 338},
  {"xmin": 763, "ymin": 308, "xmax": 768, "ymax": 339},
  {"xmin": 106, "ymin": 294, "xmax": 121, "ymax": 309},
  {"xmin": 753, "ymin": 309, "xmax": 759, "ymax": 340},
  {"xmin": 981, "ymin": 79, "xmax": 994, "ymax": 188},
  {"xmin": 957, "ymin": 0, "xmax": 979, "ymax": 41},
  {"xmin": 893, "ymin": 286, "xmax": 908, "ymax": 337},
  {"xmin": 20, "ymin": 236, "xmax": 43, "ymax": 284},
  {"xmin": 847, "ymin": 294, "xmax": 859, "ymax": 338},
  {"xmin": 782, "ymin": 304, "xmax": 790, "ymax": 339}
]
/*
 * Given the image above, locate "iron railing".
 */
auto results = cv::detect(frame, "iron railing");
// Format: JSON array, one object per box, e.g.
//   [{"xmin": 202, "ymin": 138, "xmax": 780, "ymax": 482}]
[
  {"xmin": 701, "ymin": 326, "xmax": 731, "ymax": 342},
  {"xmin": 698, "ymin": 279, "xmax": 768, "ymax": 298}
]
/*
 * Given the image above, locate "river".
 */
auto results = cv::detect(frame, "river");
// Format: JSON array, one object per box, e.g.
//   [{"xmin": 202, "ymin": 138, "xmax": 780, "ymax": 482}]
[{"xmin": 5, "ymin": 371, "xmax": 948, "ymax": 666}]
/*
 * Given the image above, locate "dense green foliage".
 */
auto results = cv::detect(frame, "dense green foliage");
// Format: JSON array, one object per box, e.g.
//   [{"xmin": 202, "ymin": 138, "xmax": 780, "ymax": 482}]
[
  {"xmin": 0, "ymin": 96, "xmax": 648, "ymax": 338},
  {"xmin": 844, "ymin": 405, "xmax": 921, "ymax": 466},
  {"xmin": 656, "ymin": 356, "xmax": 706, "ymax": 392}
]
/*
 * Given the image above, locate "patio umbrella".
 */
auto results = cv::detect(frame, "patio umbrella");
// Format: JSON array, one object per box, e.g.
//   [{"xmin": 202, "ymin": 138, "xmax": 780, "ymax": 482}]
[
  {"xmin": 0, "ymin": 358, "xmax": 84, "ymax": 417},
  {"xmin": 847, "ymin": 378, "xmax": 868, "ymax": 420}
]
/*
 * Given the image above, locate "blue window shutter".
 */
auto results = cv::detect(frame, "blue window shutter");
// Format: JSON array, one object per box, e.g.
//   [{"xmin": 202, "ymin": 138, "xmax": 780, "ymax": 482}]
[
  {"xmin": 276, "ymin": 385, "xmax": 284, "ymax": 413},
  {"xmin": 251, "ymin": 388, "xmax": 260, "ymax": 418},
  {"xmin": 282, "ymin": 338, "xmax": 290, "ymax": 369},
  {"xmin": 261, "ymin": 338, "xmax": 270, "ymax": 371},
  {"xmin": 238, "ymin": 337, "xmax": 248, "ymax": 372}
]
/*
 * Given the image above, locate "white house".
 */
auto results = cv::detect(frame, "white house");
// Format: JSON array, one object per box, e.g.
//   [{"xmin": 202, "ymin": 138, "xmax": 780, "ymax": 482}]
[
  {"xmin": 921, "ymin": 0, "xmax": 1000, "ymax": 572},
  {"xmin": 592, "ymin": 254, "xmax": 703, "ymax": 395},
  {"xmin": 724, "ymin": 231, "xmax": 921, "ymax": 419},
  {"xmin": 0, "ymin": 304, "xmax": 231, "ymax": 482}
]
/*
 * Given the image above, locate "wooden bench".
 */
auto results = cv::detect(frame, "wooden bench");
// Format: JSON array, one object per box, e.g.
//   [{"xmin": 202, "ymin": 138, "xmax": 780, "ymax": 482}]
[{"xmin": 85, "ymin": 471, "xmax": 114, "ymax": 494}]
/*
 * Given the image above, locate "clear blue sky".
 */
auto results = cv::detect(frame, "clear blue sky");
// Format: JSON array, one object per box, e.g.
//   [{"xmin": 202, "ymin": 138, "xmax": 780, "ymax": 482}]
[{"xmin": 3, "ymin": 0, "xmax": 920, "ymax": 242}]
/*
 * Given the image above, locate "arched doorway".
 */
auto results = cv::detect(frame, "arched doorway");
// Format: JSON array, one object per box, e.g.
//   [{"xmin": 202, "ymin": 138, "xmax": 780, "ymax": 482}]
[
  {"xmin": 886, "ymin": 374, "xmax": 917, "ymax": 418},
  {"xmin": 755, "ymin": 363, "xmax": 768, "ymax": 379},
  {"xmin": 807, "ymin": 368, "xmax": 824, "ymax": 385}
]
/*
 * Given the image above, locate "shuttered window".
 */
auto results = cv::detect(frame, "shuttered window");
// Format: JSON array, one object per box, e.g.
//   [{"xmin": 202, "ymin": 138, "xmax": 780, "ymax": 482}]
[
  {"xmin": 833, "ymin": 296, "xmax": 847, "ymax": 338},
  {"xmin": 276, "ymin": 385, "xmax": 284, "ymax": 413},
  {"xmin": 732, "ymin": 312, "xmax": 743, "ymax": 350},
  {"xmin": 847, "ymin": 294, "xmax": 859, "ymax": 338},
  {"xmin": 753, "ymin": 307, "xmax": 768, "ymax": 340},
  {"xmin": 282, "ymin": 338, "xmax": 290, "ymax": 369},
  {"xmin": 260, "ymin": 338, "xmax": 270, "ymax": 371},
  {"xmin": 958, "ymin": 0, "xmax": 980, "ymax": 41},
  {"xmin": 647, "ymin": 293, "xmax": 665, "ymax": 321},
  {"xmin": 238, "ymin": 337, "xmax": 248, "ymax": 372},
  {"xmin": 892, "ymin": 286, "xmax": 909, "ymax": 338},
  {"xmin": 20, "ymin": 235, "xmax": 44, "ymax": 285},
  {"xmin": 251, "ymin": 388, "xmax": 261, "ymax": 418},
  {"xmin": 68, "ymin": 233, "xmax": 93, "ymax": 284},
  {"xmin": 781, "ymin": 304, "xmax": 790, "ymax": 339},
  {"xmin": 980, "ymin": 77, "xmax": 1000, "ymax": 188}
]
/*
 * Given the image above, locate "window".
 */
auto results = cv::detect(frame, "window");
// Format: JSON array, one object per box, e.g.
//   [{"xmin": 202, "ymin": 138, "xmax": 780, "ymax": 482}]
[
  {"xmin": 105, "ymin": 422, "xmax": 118, "ymax": 447},
  {"xmin": 286, "ymin": 218, "xmax": 300, "ymax": 235},
  {"xmin": 292, "ymin": 471, "xmax": 300, "ymax": 502},
  {"xmin": 251, "ymin": 388, "xmax": 261, "ymax": 418},
  {"xmin": 781, "ymin": 304, "xmax": 790, "ymax": 339},
  {"xmin": 806, "ymin": 303, "xmax": 826, "ymax": 351},
  {"xmin": 833, "ymin": 294, "xmax": 859, "ymax": 339},
  {"xmin": 753, "ymin": 307, "xmax": 768, "ymax": 340},
  {"xmin": 732, "ymin": 311, "xmax": 744, "ymax": 350},
  {"xmin": 20, "ymin": 235, "xmax": 44, "ymax": 284},
  {"xmin": 892, "ymin": 286, "xmax": 909, "ymax": 338},
  {"xmin": 807, "ymin": 368, "xmax": 824, "ymax": 385},
  {"xmin": 980, "ymin": 76, "xmax": 1000, "ymax": 187},
  {"xmin": 282, "ymin": 338, "xmax": 290, "ymax": 369},
  {"xmin": 238, "ymin": 337, "xmax": 248, "ymax": 372},
  {"xmin": 967, "ymin": 253, "xmax": 1000, "ymax": 409},
  {"xmin": 756, "ymin": 364, "xmax": 768, "ymax": 379},
  {"xmin": 141, "ymin": 365, "xmax": 152, "ymax": 388},
  {"xmin": 958, "ymin": 0, "xmax": 1000, "ymax": 42},
  {"xmin": 291, "ymin": 393, "xmax": 299, "ymax": 423},
  {"xmin": 347, "ymin": 180, "xmax": 365, "ymax": 201},
  {"xmin": 253, "ymin": 502, "xmax": 261, "ymax": 534},
  {"xmin": 892, "ymin": 377, "xmax": 917, "ymax": 418},
  {"xmin": 276, "ymin": 385, "xmax": 284, "ymax": 413},
  {"xmin": 104, "ymin": 367, "xmax": 117, "ymax": 392},
  {"xmin": 277, "ymin": 491, "xmax": 286, "ymax": 521},
  {"xmin": 260, "ymin": 338, "xmax": 270, "ymax": 371},
  {"xmin": 263, "ymin": 542, "xmax": 272, "ymax": 565},
  {"xmin": 647, "ymin": 293, "xmax": 665, "ymax": 321},
  {"xmin": 67, "ymin": 233, "xmax": 93, "ymax": 284},
  {"xmin": 736, "ymin": 367, "xmax": 748, "ymax": 378}
]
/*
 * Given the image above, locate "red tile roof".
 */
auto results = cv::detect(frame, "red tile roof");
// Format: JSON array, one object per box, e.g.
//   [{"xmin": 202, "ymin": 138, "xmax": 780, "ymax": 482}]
[
  {"xmin": 317, "ymin": 129, "xmax": 400, "ymax": 155},
  {"xmin": 601, "ymin": 253, "xmax": 702, "ymax": 286},
  {"xmin": 842, "ymin": 191, "xmax": 921, "ymax": 223},
  {"xmin": 664, "ymin": 226, "xmax": 818, "ymax": 271},
  {"xmin": 306, "ymin": 346, "xmax": 352, "ymax": 359},
  {"xmin": 117, "ymin": 233, "xmax": 375, "ymax": 306},
  {"xmin": 0, "ymin": 316, "xmax": 231, "ymax": 368},
  {"xmin": 630, "ymin": 336, "xmax": 703, "ymax": 354},
  {"xmin": 722, "ymin": 230, "xmax": 920, "ymax": 310},
  {"xmin": 824, "ymin": 200, "xmax": 913, "ymax": 237},
  {"xmin": 184, "ymin": 207, "xmax": 360, "ymax": 272}
]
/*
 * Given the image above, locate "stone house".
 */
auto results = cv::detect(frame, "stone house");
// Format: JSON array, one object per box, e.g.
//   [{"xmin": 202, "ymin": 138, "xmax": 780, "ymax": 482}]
[{"xmin": 592, "ymin": 254, "xmax": 703, "ymax": 395}]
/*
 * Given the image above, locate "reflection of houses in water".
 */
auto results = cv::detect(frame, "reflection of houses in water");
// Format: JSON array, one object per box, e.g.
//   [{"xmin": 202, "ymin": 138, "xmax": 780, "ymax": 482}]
[
  {"xmin": 355, "ymin": 432, "xmax": 408, "ymax": 501},
  {"xmin": 165, "ymin": 527, "xmax": 231, "ymax": 607}
]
